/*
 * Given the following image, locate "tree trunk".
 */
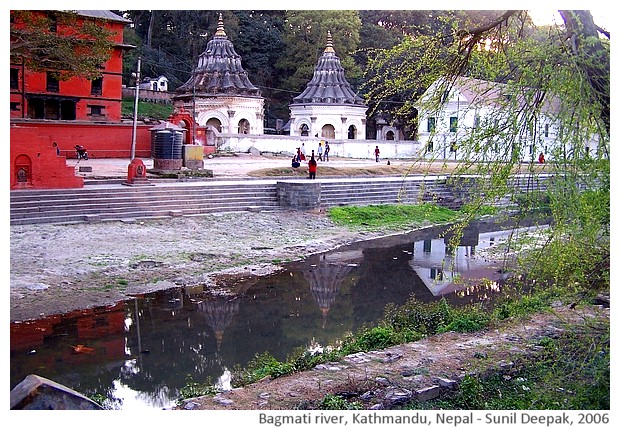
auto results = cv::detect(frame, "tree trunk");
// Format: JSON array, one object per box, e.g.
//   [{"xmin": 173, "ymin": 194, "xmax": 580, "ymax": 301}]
[{"xmin": 559, "ymin": 10, "xmax": 610, "ymax": 135}]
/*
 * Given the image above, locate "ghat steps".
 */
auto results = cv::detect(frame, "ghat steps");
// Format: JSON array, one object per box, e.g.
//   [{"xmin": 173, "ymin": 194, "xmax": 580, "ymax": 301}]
[{"xmin": 10, "ymin": 175, "xmax": 549, "ymax": 226}]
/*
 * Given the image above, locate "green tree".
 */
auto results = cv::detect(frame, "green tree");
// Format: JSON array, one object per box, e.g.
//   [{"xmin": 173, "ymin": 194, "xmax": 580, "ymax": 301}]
[
  {"xmin": 10, "ymin": 10, "xmax": 116, "ymax": 80},
  {"xmin": 231, "ymin": 11, "xmax": 288, "ymax": 124}
]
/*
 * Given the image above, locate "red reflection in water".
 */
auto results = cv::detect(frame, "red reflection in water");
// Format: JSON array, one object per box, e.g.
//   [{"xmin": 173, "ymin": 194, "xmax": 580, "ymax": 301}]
[{"xmin": 10, "ymin": 303, "xmax": 127, "ymax": 364}]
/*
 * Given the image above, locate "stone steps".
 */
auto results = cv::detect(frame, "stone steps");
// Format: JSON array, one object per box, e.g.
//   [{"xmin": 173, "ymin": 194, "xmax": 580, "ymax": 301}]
[
  {"xmin": 320, "ymin": 177, "xmax": 461, "ymax": 208},
  {"xmin": 10, "ymin": 174, "xmax": 554, "ymax": 226},
  {"xmin": 10, "ymin": 181, "xmax": 281, "ymax": 225}
]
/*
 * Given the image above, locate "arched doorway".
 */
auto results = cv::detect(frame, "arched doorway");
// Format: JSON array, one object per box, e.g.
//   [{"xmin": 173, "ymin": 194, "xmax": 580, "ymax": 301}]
[
  {"xmin": 321, "ymin": 124, "xmax": 335, "ymax": 139},
  {"xmin": 14, "ymin": 154, "xmax": 32, "ymax": 187},
  {"xmin": 347, "ymin": 125, "xmax": 357, "ymax": 139},
  {"xmin": 206, "ymin": 118, "xmax": 222, "ymax": 132},
  {"xmin": 238, "ymin": 119, "xmax": 250, "ymax": 134},
  {"xmin": 300, "ymin": 124, "xmax": 309, "ymax": 136},
  {"xmin": 386, "ymin": 130, "xmax": 395, "ymax": 140},
  {"xmin": 178, "ymin": 120, "xmax": 190, "ymax": 143}
]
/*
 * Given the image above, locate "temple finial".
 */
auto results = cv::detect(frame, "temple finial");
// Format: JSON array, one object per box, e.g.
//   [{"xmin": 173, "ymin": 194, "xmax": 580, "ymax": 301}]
[
  {"xmin": 324, "ymin": 30, "xmax": 335, "ymax": 53},
  {"xmin": 215, "ymin": 13, "xmax": 227, "ymax": 38}
]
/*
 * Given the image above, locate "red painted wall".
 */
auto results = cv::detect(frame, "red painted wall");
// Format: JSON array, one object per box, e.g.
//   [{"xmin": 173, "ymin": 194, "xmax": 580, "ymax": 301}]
[
  {"xmin": 10, "ymin": 121, "xmax": 153, "ymax": 159},
  {"xmin": 10, "ymin": 125, "xmax": 84, "ymax": 189}
]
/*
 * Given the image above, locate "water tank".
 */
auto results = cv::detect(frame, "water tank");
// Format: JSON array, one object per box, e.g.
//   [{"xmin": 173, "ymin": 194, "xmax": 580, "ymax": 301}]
[
  {"xmin": 151, "ymin": 130, "xmax": 183, "ymax": 159},
  {"xmin": 150, "ymin": 124, "xmax": 185, "ymax": 171}
]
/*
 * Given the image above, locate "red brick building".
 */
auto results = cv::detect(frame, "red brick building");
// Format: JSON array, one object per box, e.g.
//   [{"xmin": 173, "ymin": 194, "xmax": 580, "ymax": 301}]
[
  {"xmin": 10, "ymin": 10, "xmax": 132, "ymax": 123},
  {"xmin": 9, "ymin": 10, "xmax": 142, "ymax": 189}
]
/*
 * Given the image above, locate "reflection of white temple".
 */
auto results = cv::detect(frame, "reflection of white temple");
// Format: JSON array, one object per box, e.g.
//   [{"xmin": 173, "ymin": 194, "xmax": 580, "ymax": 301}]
[
  {"xmin": 302, "ymin": 251, "xmax": 362, "ymax": 322},
  {"xmin": 409, "ymin": 228, "xmax": 510, "ymax": 296},
  {"xmin": 197, "ymin": 298, "xmax": 240, "ymax": 350}
]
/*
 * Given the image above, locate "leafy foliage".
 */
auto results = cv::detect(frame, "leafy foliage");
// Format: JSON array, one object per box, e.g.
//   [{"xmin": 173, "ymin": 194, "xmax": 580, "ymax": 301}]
[
  {"xmin": 277, "ymin": 10, "xmax": 363, "ymax": 94},
  {"xmin": 317, "ymin": 394, "xmax": 363, "ymax": 410},
  {"xmin": 362, "ymin": 10, "xmax": 610, "ymax": 299},
  {"xmin": 10, "ymin": 10, "xmax": 116, "ymax": 80}
]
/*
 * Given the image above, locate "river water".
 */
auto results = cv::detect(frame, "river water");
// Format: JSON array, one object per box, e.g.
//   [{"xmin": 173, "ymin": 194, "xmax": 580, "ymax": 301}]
[{"xmin": 10, "ymin": 219, "xmax": 546, "ymax": 410}]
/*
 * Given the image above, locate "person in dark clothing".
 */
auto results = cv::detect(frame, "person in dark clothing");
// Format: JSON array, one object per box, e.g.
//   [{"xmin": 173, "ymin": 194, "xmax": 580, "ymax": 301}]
[
  {"xmin": 374, "ymin": 145, "xmax": 380, "ymax": 162},
  {"xmin": 292, "ymin": 156, "xmax": 300, "ymax": 168},
  {"xmin": 308, "ymin": 155, "xmax": 317, "ymax": 179},
  {"xmin": 324, "ymin": 141, "xmax": 330, "ymax": 162}
]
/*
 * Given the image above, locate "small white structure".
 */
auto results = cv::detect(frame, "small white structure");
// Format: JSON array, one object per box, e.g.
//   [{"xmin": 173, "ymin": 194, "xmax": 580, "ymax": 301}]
[
  {"xmin": 415, "ymin": 76, "xmax": 599, "ymax": 162},
  {"xmin": 289, "ymin": 31, "xmax": 367, "ymax": 141},
  {"xmin": 173, "ymin": 14, "xmax": 264, "ymax": 135},
  {"xmin": 140, "ymin": 75, "xmax": 169, "ymax": 92}
]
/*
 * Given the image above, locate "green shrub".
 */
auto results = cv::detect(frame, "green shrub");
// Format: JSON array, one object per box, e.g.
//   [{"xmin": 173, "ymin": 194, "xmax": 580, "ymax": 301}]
[{"xmin": 317, "ymin": 394, "xmax": 363, "ymax": 410}]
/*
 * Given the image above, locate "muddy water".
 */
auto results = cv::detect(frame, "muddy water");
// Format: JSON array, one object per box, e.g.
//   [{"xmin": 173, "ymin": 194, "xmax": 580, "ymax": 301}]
[{"xmin": 10, "ymin": 219, "xmax": 546, "ymax": 410}]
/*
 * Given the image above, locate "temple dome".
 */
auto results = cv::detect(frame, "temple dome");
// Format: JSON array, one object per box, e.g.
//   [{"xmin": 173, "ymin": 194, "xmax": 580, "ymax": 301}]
[
  {"xmin": 175, "ymin": 14, "xmax": 261, "ymax": 98},
  {"xmin": 291, "ymin": 31, "xmax": 365, "ymax": 106}
]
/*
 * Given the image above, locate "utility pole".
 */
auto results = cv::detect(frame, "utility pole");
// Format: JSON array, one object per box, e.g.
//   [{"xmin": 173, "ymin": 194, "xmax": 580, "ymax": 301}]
[
  {"xmin": 192, "ymin": 79, "xmax": 197, "ymax": 144},
  {"xmin": 130, "ymin": 57, "xmax": 141, "ymax": 160}
]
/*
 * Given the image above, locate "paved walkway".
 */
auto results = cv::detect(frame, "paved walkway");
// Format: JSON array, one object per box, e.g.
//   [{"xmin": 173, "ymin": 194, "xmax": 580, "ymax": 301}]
[{"xmin": 66, "ymin": 153, "xmax": 416, "ymax": 181}]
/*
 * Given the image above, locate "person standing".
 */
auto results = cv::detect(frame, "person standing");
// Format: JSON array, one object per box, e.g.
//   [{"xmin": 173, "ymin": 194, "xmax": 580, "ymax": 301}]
[
  {"xmin": 374, "ymin": 145, "xmax": 380, "ymax": 162},
  {"xmin": 317, "ymin": 141, "xmax": 324, "ymax": 161},
  {"xmin": 324, "ymin": 141, "xmax": 330, "ymax": 162},
  {"xmin": 301, "ymin": 142, "xmax": 307, "ymax": 161},
  {"xmin": 308, "ymin": 155, "xmax": 317, "ymax": 179}
]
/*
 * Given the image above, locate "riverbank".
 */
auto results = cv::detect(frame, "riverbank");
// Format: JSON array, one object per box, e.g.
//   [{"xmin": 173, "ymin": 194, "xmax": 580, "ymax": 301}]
[{"xmin": 10, "ymin": 210, "xmax": 391, "ymax": 322}]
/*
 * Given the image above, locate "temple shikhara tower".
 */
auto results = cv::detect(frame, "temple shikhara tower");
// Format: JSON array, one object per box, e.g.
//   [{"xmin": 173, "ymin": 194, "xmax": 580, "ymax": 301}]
[
  {"xmin": 289, "ymin": 31, "xmax": 368, "ymax": 140},
  {"xmin": 173, "ymin": 14, "xmax": 264, "ymax": 139}
]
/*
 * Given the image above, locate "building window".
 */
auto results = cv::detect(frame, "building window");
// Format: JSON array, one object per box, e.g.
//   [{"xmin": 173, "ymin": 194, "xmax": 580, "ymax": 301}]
[
  {"xmin": 88, "ymin": 105, "xmax": 105, "ymax": 117},
  {"xmin": 91, "ymin": 77, "xmax": 103, "ymax": 96},
  {"xmin": 427, "ymin": 117, "xmax": 436, "ymax": 133},
  {"xmin": 300, "ymin": 124, "xmax": 309, "ymax": 136},
  {"xmin": 321, "ymin": 124, "xmax": 336, "ymax": 139},
  {"xmin": 46, "ymin": 72, "xmax": 59, "ymax": 93},
  {"xmin": 426, "ymin": 140, "xmax": 433, "ymax": 152},
  {"xmin": 206, "ymin": 117, "xmax": 222, "ymax": 132},
  {"xmin": 11, "ymin": 102, "xmax": 21, "ymax": 111},
  {"xmin": 473, "ymin": 114, "xmax": 480, "ymax": 129},
  {"xmin": 423, "ymin": 240, "xmax": 432, "ymax": 253},
  {"xmin": 27, "ymin": 97, "xmax": 76, "ymax": 120},
  {"xmin": 11, "ymin": 68, "xmax": 19, "ymax": 90},
  {"xmin": 449, "ymin": 116, "xmax": 458, "ymax": 133},
  {"xmin": 238, "ymin": 119, "xmax": 250, "ymax": 134},
  {"xmin": 348, "ymin": 125, "xmax": 357, "ymax": 139},
  {"xmin": 544, "ymin": 124, "xmax": 549, "ymax": 138}
]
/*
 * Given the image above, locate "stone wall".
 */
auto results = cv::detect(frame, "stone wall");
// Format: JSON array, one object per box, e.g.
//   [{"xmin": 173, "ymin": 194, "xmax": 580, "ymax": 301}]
[
  {"xmin": 277, "ymin": 181, "xmax": 321, "ymax": 209},
  {"xmin": 215, "ymin": 134, "xmax": 428, "ymax": 160}
]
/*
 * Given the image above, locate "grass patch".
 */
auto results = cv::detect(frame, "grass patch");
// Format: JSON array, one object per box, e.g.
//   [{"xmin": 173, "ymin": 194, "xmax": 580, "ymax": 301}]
[
  {"xmin": 121, "ymin": 98, "xmax": 173, "ymax": 120},
  {"xmin": 328, "ymin": 203, "xmax": 460, "ymax": 229}
]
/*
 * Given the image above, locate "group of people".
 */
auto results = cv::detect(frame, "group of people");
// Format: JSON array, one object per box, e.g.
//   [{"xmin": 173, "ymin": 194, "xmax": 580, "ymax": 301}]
[{"xmin": 291, "ymin": 141, "xmax": 331, "ymax": 179}]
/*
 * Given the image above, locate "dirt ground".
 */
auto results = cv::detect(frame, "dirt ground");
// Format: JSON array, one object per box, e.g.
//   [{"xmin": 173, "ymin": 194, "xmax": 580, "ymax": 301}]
[{"xmin": 9, "ymin": 210, "xmax": 390, "ymax": 322}]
